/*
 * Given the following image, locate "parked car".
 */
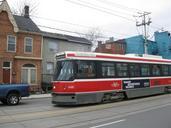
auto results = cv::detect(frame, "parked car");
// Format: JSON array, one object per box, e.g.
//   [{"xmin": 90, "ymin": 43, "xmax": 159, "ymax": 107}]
[{"xmin": 0, "ymin": 84, "xmax": 29, "ymax": 105}]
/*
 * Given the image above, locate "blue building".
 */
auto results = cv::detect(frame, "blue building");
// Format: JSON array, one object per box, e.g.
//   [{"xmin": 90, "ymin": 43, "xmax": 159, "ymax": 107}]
[
  {"xmin": 147, "ymin": 40, "xmax": 158, "ymax": 55},
  {"xmin": 125, "ymin": 35, "xmax": 157, "ymax": 55},
  {"xmin": 155, "ymin": 31, "xmax": 171, "ymax": 59},
  {"xmin": 125, "ymin": 35, "xmax": 144, "ymax": 54}
]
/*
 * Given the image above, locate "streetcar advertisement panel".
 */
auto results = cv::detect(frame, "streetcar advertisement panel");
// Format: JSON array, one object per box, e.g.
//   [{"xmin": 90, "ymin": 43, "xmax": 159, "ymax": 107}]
[{"xmin": 123, "ymin": 79, "xmax": 150, "ymax": 89}]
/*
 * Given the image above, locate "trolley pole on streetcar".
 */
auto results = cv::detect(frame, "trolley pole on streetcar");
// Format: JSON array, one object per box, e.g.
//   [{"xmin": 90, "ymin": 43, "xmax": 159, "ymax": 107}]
[{"xmin": 136, "ymin": 12, "xmax": 152, "ymax": 54}]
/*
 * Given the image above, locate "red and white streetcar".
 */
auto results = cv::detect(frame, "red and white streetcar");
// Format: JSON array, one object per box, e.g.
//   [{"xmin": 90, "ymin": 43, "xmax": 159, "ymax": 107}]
[{"xmin": 52, "ymin": 51, "xmax": 171, "ymax": 105}]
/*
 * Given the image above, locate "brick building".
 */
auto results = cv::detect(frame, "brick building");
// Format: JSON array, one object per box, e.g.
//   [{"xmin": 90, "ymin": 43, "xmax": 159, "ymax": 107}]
[
  {"xmin": 0, "ymin": 0, "xmax": 42, "ymax": 92},
  {"xmin": 95, "ymin": 39, "xmax": 126, "ymax": 54}
]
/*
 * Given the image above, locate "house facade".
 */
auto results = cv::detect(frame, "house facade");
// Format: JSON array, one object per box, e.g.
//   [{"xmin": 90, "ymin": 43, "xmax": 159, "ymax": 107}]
[
  {"xmin": 0, "ymin": 1, "xmax": 42, "ymax": 92},
  {"xmin": 42, "ymin": 32, "xmax": 92, "ymax": 91}
]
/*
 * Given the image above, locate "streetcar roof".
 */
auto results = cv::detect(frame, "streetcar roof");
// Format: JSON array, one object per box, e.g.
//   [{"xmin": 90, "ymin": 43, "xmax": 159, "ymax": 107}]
[{"xmin": 55, "ymin": 51, "xmax": 171, "ymax": 64}]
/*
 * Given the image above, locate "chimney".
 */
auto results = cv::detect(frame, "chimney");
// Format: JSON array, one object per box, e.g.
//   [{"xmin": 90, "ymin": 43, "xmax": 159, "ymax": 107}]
[{"xmin": 24, "ymin": 5, "xmax": 29, "ymax": 18}]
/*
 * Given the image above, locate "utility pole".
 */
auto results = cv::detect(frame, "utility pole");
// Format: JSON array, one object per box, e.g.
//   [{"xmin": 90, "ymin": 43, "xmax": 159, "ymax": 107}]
[{"xmin": 136, "ymin": 12, "xmax": 152, "ymax": 54}]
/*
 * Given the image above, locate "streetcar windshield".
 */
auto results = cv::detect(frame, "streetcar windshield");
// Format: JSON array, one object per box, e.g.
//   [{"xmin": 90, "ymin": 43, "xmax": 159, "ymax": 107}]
[{"xmin": 54, "ymin": 61, "xmax": 74, "ymax": 81}]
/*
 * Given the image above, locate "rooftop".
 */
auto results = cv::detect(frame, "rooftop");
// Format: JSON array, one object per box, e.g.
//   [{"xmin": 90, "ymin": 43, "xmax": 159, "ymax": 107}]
[
  {"xmin": 42, "ymin": 31, "xmax": 92, "ymax": 45},
  {"xmin": 13, "ymin": 15, "xmax": 41, "ymax": 33}
]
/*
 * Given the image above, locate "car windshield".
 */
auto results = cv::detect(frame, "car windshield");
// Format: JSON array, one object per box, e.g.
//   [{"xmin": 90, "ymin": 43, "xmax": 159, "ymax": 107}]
[{"xmin": 54, "ymin": 61, "xmax": 74, "ymax": 81}]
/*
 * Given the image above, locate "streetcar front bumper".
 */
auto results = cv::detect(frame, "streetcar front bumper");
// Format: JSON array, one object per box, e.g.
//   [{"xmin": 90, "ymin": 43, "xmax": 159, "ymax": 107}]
[{"xmin": 52, "ymin": 93, "xmax": 77, "ymax": 105}]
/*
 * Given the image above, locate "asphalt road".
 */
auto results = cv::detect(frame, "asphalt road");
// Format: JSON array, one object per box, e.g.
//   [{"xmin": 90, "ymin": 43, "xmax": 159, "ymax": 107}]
[{"xmin": 0, "ymin": 94, "xmax": 171, "ymax": 128}]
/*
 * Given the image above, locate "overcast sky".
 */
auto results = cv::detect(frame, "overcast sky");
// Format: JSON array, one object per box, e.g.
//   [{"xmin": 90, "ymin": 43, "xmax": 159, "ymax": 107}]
[{"xmin": 7, "ymin": 0, "xmax": 171, "ymax": 40}]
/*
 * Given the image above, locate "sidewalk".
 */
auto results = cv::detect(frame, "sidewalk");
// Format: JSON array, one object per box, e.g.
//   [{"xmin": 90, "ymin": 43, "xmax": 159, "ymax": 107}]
[{"xmin": 23, "ymin": 93, "xmax": 51, "ymax": 100}]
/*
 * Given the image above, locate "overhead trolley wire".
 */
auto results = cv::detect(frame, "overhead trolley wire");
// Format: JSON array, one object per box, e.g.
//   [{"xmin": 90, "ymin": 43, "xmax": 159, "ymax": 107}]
[
  {"xmin": 37, "ymin": 24, "xmax": 110, "ymax": 39},
  {"xmin": 76, "ymin": 0, "xmax": 135, "ymax": 17},
  {"xmin": 96, "ymin": 0, "xmax": 144, "ymax": 13},
  {"xmin": 30, "ymin": 15, "xmax": 130, "ymax": 37},
  {"xmin": 31, "ymin": 15, "xmax": 93, "ymax": 29},
  {"xmin": 64, "ymin": 0, "xmax": 135, "ymax": 22}
]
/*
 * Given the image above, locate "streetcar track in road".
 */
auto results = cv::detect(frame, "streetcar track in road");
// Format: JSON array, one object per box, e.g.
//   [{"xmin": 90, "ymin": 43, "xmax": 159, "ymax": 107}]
[
  {"xmin": 2, "ymin": 93, "xmax": 171, "ymax": 117},
  {"xmin": 49, "ymin": 103, "xmax": 171, "ymax": 128},
  {"xmin": 0, "ymin": 94, "xmax": 171, "ymax": 126}
]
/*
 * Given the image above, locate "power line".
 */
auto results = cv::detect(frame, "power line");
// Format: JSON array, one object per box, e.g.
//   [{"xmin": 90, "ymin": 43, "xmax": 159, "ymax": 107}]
[
  {"xmin": 150, "ymin": 25, "xmax": 163, "ymax": 31},
  {"xmin": 31, "ymin": 15, "xmax": 93, "ymax": 29},
  {"xmin": 0, "ymin": 21, "xmax": 110, "ymax": 39},
  {"xmin": 0, "ymin": 18, "xmax": 109, "ymax": 38},
  {"xmin": 96, "ymin": 0, "xmax": 144, "ymax": 13},
  {"xmin": 30, "ymin": 15, "xmax": 130, "ymax": 37},
  {"xmin": 65, "ymin": 0, "xmax": 135, "ymax": 22},
  {"xmin": 64, "ymin": 0, "xmax": 140, "ymax": 36},
  {"xmin": 76, "ymin": 0, "xmax": 134, "ymax": 16},
  {"xmin": 9, "ymin": 0, "xmax": 138, "ymax": 37},
  {"xmin": 9, "ymin": 10, "xmax": 131, "ymax": 37},
  {"xmin": 37, "ymin": 24, "xmax": 110, "ymax": 39}
]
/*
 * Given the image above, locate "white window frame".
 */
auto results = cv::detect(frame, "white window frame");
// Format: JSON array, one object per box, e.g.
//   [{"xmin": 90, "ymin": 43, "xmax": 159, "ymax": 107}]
[
  {"xmin": 48, "ymin": 41, "xmax": 58, "ymax": 53},
  {"xmin": 24, "ymin": 37, "xmax": 33, "ymax": 53},
  {"xmin": 46, "ymin": 62, "xmax": 54, "ymax": 74},
  {"xmin": 21, "ymin": 67, "xmax": 37, "ymax": 85},
  {"xmin": 7, "ymin": 35, "xmax": 16, "ymax": 52}
]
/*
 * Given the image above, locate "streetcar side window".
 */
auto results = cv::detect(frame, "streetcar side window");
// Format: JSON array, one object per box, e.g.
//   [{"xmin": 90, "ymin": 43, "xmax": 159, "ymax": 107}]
[
  {"xmin": 161, "ymin": 65, "xmax": 169, "ymax": 76},
  {"xmin": 169, "ymin": 66, "xmax": 171, "ymax": 75},
  {"xmin": 141, "ymin": 64, "xmax": 150, "ymax": 76},
  {"xmin": 101, "ymin": 62, "xmax": 115, "ymax": 77},
  {"xmin": 76, "ymin": 61, "xmax": 96, "ymax": 79},
  {"xmin": 152, "ymin": 65, "xmax": 161, "ymax": 76},
  {"xmin": 129, "ymin": 63, "xmax": 140, "ymax": 77},
  {"xmin": 116, "ymin": 63, "xmax": 128, "ymax": 77}
]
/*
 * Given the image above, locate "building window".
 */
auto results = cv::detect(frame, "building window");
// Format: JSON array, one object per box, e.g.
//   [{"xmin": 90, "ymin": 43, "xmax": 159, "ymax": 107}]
[
  {"xmin": 7, "ymin": 35, "xmax": 16, "ymax": 52},
  {"xmin": 25, "ymin": 37, "xmax": 33, "ymax": 53},
  {"xmin": 105, "ymin": 44, "xmax": 112, "ymax": 49},
  {"xmin": 46, "ymin": 62, "xmax": 54, "ymax": 74},
  {"xmin": 3, "ymin": 62, "xmax": 11, "ymax": 68},
  {"xmin": 48, "ymin": 42, "xmax": 58, "ymax": 52},
  {"xmin": 21, "ymin": 64, "xmax": 36, "ymax": 84}
]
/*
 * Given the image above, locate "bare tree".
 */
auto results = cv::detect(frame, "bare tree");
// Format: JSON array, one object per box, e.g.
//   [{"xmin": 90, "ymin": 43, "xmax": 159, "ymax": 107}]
[
  {"xmin": 11, "ymin": 0, "xmax": 38, "ymax": 16},
  {"xmin": 85, "ymin": 27, "xmax": 104, "ymax": 51}
]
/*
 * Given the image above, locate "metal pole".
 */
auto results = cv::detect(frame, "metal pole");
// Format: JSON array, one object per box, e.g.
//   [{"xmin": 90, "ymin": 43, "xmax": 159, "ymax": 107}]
[{"xmin": 143, "ymin": 14, "xmax": 148, "ymax": 54}]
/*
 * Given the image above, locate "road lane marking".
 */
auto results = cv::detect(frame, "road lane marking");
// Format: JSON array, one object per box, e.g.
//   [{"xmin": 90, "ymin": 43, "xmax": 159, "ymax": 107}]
[{"xmin": 90, "ymin": 119, "xmax": 126, "ymax": 128}]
